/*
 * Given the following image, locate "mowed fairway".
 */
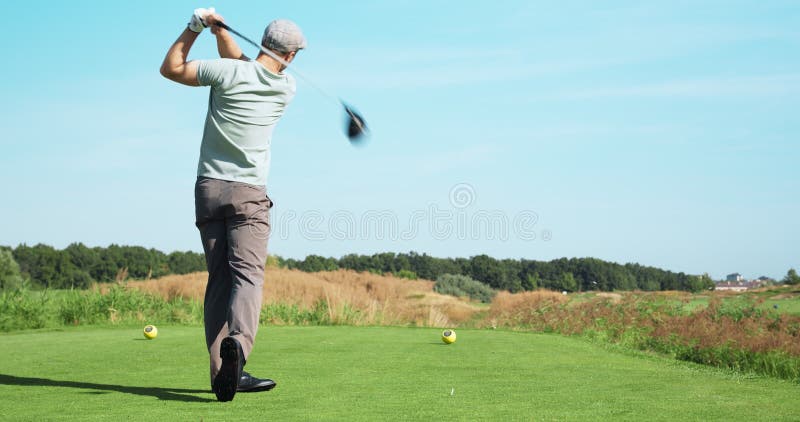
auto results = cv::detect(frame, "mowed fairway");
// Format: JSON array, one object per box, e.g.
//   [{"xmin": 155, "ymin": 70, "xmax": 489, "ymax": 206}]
[{"xmin": 0, "ymin": 326, "xmax": 797, "ymax": 421}]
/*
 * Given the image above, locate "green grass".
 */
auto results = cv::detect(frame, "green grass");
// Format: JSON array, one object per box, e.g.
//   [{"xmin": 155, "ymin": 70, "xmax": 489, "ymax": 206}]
[
  {"xmin": 678, "ymin": 295, "xmax": 800, "ymax": 316},
  {"xmin": 760, "ymin": 298, "xmax": 800, "ymax": 315},
  {"xmin": 573, "ymin": 289, "xmax": 799, "ymax": 317},
  {"xmin": 682, "ymin": 296, "xmax": 710, "ymax": 312},
  {"xmin": 0, "ymin": 326, "xmax": 798, "ymax": 421}
]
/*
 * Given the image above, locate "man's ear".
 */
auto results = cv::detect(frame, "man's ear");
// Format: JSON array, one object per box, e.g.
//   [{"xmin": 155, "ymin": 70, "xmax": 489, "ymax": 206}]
[{"xmin": 284, "ymin": 51, "xmax": 297, "ymax": 63}]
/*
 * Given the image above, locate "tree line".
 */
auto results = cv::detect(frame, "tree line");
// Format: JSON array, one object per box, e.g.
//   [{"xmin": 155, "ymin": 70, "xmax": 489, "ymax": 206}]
[
  {"xmin": 1, "ymin": 243, "xmax": 206, "ymax": 290},
  {"xmin": 280, "ymin": 252, "xmax": 717, "ymax": 293},
  {"xmin": 3, "ymin": 244, "xmax": 765, "ymax": 293}
]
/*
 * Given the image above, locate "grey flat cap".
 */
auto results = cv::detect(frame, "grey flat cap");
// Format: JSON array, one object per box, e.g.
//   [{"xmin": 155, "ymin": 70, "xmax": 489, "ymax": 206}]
[{"xmin": 262, "ymin": 19, "xmax": 307, "ymax": 53}]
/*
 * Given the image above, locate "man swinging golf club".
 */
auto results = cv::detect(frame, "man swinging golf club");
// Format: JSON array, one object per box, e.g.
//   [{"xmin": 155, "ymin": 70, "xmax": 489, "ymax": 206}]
[{"xmin": 160, "ymin": 7, "xmax": 306, "ymax": 402}]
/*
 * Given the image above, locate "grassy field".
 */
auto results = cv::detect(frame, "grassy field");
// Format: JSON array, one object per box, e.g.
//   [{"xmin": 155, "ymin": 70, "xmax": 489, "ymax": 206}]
[
  {"xmin": 3, "ymin": 275, "xmax": 799, "ymax": 385},
  {"xmin": 562, "ymin": 288, "xmax": 800, "ymax": 317},
  {"xmin": 0, "ymin": 326, "xmax": 797, "ymax": 421},
  {"xmin": 669, "ymin": 290, "xmax": 800, "ymax": 316}
]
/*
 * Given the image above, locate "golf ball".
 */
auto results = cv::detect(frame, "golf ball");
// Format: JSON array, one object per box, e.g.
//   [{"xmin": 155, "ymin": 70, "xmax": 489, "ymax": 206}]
[
  {"xmin": 143, "ymin": 325, "xmax": 158, "ymax": 340},
  {"xmin": 442, "ymin": 329, "xmax": 457, "ymax": 344}
]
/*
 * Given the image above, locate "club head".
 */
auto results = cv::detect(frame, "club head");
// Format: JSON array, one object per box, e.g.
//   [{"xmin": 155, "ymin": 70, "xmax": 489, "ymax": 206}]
[{"xmin": 343, "ymin": 105, "xmax": 368, "ymax": 143}]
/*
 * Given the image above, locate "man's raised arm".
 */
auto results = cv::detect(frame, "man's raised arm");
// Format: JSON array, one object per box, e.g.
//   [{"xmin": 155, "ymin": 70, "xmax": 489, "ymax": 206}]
[
  {"xmin": 160, "ymin": 28, "xmax": 200, "ymax": 86},
  {"xmin": 160, "ymin": 8, "xmax": 216, "ymax": 86},
  {"xmin": 207, "ymin": 14, "xmax": 250, "ymax": 61}
]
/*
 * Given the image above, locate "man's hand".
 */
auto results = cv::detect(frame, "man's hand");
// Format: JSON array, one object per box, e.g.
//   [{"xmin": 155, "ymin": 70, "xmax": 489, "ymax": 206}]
[
  {"xmin": 188, "ymin": 7, "xmax": 215, "ymax": 33},
  {"xmin": 206, "ymin": 12, "xmax": 224, "ymax": 34}
]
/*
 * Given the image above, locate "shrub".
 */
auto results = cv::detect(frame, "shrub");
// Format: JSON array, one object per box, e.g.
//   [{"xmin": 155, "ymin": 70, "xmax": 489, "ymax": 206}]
[
  {"xmin": 783, "ymin": 268, "xmax": 800, "ymax": 285},
  {"xmin": 0, "ymin": 249, "xmax": 24, "ymax": 290},
  {"xmin": 0, "ymin": 284, "xmax": 54, "ymax": 330},
  {"xmin": 393, "ymin": 270, "xmax": 418, "ymax": 280},
  {"xmin": 434, "ymin": 274, "xmax": 496, "ymax": 303},
  {"xmin": 0, "ymin": 283, "xmax": 203, "ymax": 331}
]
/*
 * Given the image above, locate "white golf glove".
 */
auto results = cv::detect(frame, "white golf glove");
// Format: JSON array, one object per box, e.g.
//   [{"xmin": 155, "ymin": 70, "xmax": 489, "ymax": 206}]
[{"xmin": 188, "ymin": 7, "xmax": 215, "ymax": 33}]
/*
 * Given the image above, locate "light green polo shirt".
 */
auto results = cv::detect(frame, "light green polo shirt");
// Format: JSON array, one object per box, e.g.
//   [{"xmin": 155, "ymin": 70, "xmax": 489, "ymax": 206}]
[{"xmin": 196, "ymin": 59, "xmax": 296, "ymax": 186}]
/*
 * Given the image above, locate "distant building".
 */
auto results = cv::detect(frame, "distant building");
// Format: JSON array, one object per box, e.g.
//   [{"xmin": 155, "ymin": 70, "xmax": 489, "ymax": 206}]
[
  {"xmin": 726, "ymin": 273, "xmax": 743, "ymax": 282},
  {"xmin": 715, "ymin": 280, "xmax": 761, "ymax": 292},
  {"xmin": 715, "ymin": 282, "xmax": 748, "ymax": 292}
]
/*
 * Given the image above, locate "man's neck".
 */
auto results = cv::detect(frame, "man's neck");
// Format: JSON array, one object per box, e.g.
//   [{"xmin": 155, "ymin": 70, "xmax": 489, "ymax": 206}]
[{"xmin": 256, "ymin": 53, "xmax": 284, "ymax": 75}]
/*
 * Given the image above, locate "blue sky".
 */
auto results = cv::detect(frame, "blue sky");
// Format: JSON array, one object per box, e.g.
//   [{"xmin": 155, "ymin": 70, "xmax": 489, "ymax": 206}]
[{"xmin": 0, "ymin": 1, "xmax": 797, "ymax": 280}]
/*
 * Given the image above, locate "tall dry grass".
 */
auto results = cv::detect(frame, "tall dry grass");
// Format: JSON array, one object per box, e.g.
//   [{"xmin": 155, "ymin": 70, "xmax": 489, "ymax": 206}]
[
  {"xmin": 126, "ymin": 268, "xmax": 480, "ymax": 327},
  {"xmin": 483, "ymin": 290, "xmax": 569, "ymax": 330}
]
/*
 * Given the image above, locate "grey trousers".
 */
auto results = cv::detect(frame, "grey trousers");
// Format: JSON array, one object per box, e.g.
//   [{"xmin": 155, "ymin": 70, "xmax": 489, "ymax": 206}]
[{"xmin": 194, "ymin": 176, "xmax": 273, "ymax": 385}]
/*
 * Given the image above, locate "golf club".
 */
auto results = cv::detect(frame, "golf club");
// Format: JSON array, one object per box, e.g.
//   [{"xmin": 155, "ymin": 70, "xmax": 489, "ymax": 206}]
[{"xmin": 214, "ymin": 21, "xmax": 368, "ymax": 143}]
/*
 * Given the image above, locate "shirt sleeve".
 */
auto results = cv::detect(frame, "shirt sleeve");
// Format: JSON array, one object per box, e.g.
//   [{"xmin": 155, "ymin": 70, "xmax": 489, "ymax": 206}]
[
  {"xmin": 283, "ymin": 74, "xmax": 298, "ymax": 105},
  {"xmin": 196, "ymin": 59, "xmax": 236, "ymax": 89}
]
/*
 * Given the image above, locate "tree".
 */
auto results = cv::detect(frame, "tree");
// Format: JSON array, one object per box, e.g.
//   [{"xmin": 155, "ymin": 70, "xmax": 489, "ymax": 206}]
[
  {"xmin": 468, "ymin": 255, "xmax": 506, "ymax": 289},
  {"xmin": 167, "ymin": 251, "xmax": 207, "ymax": 274},
  {"xmin": 13, "ymin": 244, "xmax": 91, "ymax": 289},
  {"xmin": 559, "ymin": 272, "xmax": 578, "ymax": 292},
  {"xmin": 523, "ymin": 272, "xmax": 540, "ymax": 290},
  {"xmin": 686, "ymin": 274, "xmax": 715, "ymax": 292},
  {"xmin": 0, "ymin": 248, "xmax": 23, "ymax": 290},
  {"xmin": 297, "ymin": 255, "xmax": 338, "ymax": 272},
  {"xmin": 407, "ymin": 252, "xmax": 438, "ymax": 280},
  {"xmin": 65, "ymin": 243, "xmax": 100, "ymax": 272},
  {"xmin": 783, "ymin": 268, "xmax": 800, "ymax": 285}
]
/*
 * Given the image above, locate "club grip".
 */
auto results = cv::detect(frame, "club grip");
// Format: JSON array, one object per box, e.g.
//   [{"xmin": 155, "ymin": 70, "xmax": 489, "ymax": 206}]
[{"xmin": 215, "ymin": 21, "xmax": 231, "ymax": 30}]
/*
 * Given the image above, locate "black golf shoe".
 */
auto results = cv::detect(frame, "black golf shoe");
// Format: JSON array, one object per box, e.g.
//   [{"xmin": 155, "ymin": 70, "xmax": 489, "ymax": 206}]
[
  {"xmin": 213, "ymin": 337, "xmax": 244, "ymax": 402},
  {"xmin": 237, "ymin": 371, "xmax": 277, "ymax": 393}
]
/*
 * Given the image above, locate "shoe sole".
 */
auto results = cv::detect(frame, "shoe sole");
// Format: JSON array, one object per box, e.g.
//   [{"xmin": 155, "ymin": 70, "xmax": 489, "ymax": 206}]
[
  {"xmin": 213, "ymin": 337, "xmax": 242, "ymax": 402},
  {"xmin": 238, "ymin": 381, "xmax": 277, "ymax": 393}
]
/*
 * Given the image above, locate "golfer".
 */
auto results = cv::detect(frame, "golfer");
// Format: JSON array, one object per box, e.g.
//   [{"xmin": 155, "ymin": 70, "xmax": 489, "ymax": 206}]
[{"xmin": 160, "ymin": 8, "xmax": 305, "ymax": 402}]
